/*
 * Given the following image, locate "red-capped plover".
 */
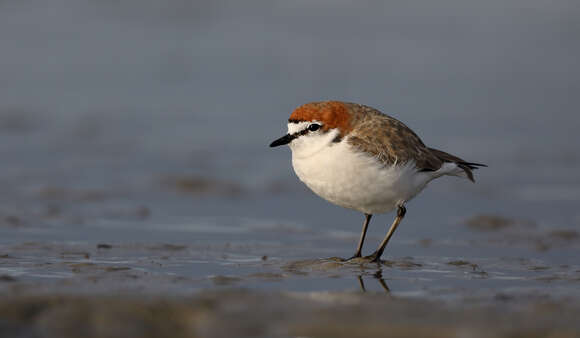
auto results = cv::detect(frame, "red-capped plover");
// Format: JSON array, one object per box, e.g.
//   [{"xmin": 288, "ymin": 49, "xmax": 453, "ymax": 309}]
[{"xmin": 270, "ymin": 101, "xmax": 486, "ymax": 262}]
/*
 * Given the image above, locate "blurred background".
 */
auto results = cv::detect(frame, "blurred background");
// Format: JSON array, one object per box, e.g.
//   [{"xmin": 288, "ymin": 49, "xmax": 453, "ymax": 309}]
[
  {"xmin": 2, "ymin": 3, "xmax": 580, "ymax": 335},
  {"xmin": 1, "ymin": 0, "xmax": 579, "ymax": 262}
]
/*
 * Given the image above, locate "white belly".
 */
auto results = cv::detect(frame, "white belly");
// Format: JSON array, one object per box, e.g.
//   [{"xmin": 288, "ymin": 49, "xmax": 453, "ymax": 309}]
[{"xmin": 291, "ymin": 140, "xmax": 432, "ymax": 214}]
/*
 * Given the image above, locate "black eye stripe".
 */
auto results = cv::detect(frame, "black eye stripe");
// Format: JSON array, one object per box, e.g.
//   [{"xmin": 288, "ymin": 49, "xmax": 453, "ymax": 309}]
[
  {"xmin": 290, "ymin": 124, "xmax": 322, "ymax": 138},
  {"xmin": 296, "ymin": 128, "xmax": 309, "ymax": 136}
]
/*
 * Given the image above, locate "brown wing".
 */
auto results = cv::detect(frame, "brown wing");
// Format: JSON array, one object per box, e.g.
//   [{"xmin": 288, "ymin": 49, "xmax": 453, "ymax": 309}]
[
  {"xmin": 345, "ymin": 106, "xmax": 443, "ymax": 170},
  {"xmin": 344, "ymin": 103, "xmax": 486, "ymax": 181}
]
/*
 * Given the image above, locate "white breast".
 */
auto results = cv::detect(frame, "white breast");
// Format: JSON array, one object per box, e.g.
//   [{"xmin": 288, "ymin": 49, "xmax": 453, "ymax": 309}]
[{"xmin": 291, "ymin": 138, "xmax": 433, "ymax": 214}]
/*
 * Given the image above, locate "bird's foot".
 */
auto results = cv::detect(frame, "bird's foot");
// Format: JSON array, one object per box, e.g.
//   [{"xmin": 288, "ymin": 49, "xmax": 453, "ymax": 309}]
[
  {"xmin": 364, "ymin": 251, "xmax": 383, "ymax": 264},
  {"xmin": 346, "ymin": 253, "xmax": 362, "ymax": 261}
]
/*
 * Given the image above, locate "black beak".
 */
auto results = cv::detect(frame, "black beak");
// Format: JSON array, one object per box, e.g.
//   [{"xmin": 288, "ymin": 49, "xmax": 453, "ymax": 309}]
[{"xmin": 269, "ymin": 134, "xmax": 295, "ymax": 147}]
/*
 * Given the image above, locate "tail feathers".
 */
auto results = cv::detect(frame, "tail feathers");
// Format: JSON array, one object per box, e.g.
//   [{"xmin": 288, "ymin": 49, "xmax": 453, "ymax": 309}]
[{"xmin": 428, "ymin": 148, "xmax": 487, "ymax": 182}]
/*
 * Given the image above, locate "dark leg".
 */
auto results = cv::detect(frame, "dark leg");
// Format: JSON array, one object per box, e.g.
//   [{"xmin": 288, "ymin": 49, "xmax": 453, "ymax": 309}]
[
  {"xmin": 366, "ymin": 205, "xmax": 406, "ymax": 263},
  {"xmin": 348, "ymin": 214, "xmax": 372, "ymax": 259}
]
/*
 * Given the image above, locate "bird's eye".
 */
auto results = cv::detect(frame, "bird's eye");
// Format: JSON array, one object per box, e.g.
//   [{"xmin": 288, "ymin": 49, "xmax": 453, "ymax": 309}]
[{"xmin": 308, "ymin": 124, "xmax": 321, "ymax": 132}]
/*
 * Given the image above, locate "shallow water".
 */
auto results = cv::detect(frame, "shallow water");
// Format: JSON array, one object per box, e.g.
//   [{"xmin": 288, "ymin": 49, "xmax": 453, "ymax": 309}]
[
  {"xmin": 1, "ymin": 191, "xmax": 579, "ymax": 302},
  {"xmin": 1, "ymin": 0, "xmax": 580, "ymax": 335}
]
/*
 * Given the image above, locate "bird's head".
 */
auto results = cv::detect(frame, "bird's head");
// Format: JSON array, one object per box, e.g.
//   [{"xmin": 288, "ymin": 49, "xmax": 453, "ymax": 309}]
[{"xmin": 269, "ymin": 101, "xmax": 354, "ymax": 158}]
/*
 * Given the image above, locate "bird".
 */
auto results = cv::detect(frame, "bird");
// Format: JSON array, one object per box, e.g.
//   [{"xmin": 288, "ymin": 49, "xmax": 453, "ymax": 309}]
[{"xmin": 269, "ymin": 101, "xmax": 486, "ymax": 262}]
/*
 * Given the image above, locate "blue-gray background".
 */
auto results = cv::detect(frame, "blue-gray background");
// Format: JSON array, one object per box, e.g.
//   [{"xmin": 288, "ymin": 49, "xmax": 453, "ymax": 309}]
[{"xmin": 1, "ymin": 0, "xmax": 579, "ymax": 275}]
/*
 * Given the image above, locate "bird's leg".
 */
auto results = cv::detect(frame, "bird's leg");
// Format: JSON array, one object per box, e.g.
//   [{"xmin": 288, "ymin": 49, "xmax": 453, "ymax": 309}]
[
  {"xmin": 348, "ymin": 214, "xmax": 372, "ymax": 260},
  {"xmin": 366, "ymin": 206, "xmax": 406, "ymax": 263}
]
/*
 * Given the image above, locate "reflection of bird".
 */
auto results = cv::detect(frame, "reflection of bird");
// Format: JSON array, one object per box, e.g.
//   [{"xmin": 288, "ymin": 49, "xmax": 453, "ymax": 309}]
[
  {"xmin": 270, "ymin": 101, "xmax": 486, "ymax": 262},
  {"xmin": 357, "ymin": 270, "xmax": 390, "ymax": 293}
]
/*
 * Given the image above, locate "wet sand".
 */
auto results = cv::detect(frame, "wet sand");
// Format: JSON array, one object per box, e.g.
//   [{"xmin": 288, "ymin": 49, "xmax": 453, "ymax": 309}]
[
  {"xmin": 1, "ymin": 227, "xmax": 580, "ymax": 337},
  {"xmin": 1, "ymin": 170, "xmax": 579, "ymax": 337},
  {"xmin": 2, "ymin": 291, "xmax": 580, "ymax": 338},
  {"xmin": 1, "ymin": 175, "xmax": 580, "ymax": 336}
]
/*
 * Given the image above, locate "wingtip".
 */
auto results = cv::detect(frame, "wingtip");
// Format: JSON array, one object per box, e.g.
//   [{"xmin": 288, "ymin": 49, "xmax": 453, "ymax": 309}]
[{"xmin": 466, "ymin": 162, "xmax": 488, "ymax": 169}]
